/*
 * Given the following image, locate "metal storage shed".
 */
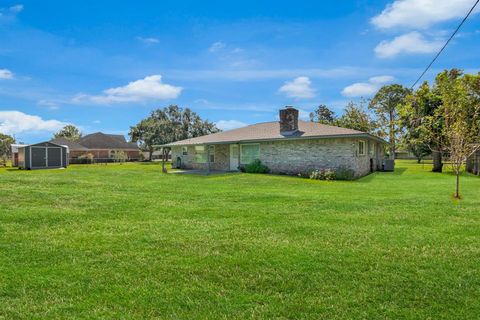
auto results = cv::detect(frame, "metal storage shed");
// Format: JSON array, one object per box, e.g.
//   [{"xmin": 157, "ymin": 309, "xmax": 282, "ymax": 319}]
[{"xmin": 17, "ymin": 142, "xmax": 69, "ymax": 170}]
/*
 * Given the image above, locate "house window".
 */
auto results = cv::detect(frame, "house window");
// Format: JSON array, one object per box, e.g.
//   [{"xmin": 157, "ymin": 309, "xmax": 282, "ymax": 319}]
[
  {"xmin": 109, "ymin": 150, "xmax": 116, "ymax": 158},
  {"xmin": 209, "ymin": 145, "xmax": 215, "ymax": 163},
  {"xmin": 195, "ymin": 145, "xmax": 206, "ymax": 163},
  {"xmin": 182, "ymin": 146, "xmax": 188, "ymax": 155},
  {"xmin": 358, "ymin": 140, "xmax": 366, "ymax": 156},
  {"xmin": 240, "ymin": 144, "xmax": 260, "ymax": 164}
]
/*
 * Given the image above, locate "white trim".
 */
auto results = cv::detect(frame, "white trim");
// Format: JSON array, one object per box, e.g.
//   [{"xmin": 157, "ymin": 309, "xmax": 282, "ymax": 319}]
[
  {"xmin": 229, "ymin": 144, "xmax": 239, "ymax": 171},
  {"xmin": 358, "ymin": 140, "xmax": 366, "ymax": 156},
  {"xmin": 208, "ymin": 145, "xmax": 215, "ymax": 163}
]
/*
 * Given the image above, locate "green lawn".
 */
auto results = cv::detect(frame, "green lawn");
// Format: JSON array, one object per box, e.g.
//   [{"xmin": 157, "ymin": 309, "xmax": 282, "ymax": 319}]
[{"xmin": 0, "ymin": 161, "xmax": 479, "ymax": 319}]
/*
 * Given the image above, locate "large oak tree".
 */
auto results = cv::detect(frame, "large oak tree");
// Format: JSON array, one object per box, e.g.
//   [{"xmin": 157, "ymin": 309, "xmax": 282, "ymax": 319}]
[{"xmin": 129, "ymin": 105, "xmax": 220, "ymax": 161}]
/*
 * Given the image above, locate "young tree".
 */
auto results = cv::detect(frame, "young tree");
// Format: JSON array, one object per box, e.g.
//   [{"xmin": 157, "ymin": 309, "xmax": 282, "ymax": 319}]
[
  {"xmin": 436, "ymin": 70, "xmax": 480, "ymax": 198},
  {"xmin": 336, "ymin": 101, "xmax": 377, "ymax": 134},
  {"xmin": 310, "ymin": 105, "xmax": 336, "ymax": 125},
  {"xmin": 53, "ymin": 125, "xmax": 82, "ymax": 141},
  {"xmin": 129, "ymin": 105, "xmax": 220, "ymax": 161},
  {"xmin": 0, "ymin": 133, "xmax": 16, "ymax": 166},
  {"xmin": 369, "ymin": 84, "xmax": 411, "ymax": 159},
  {"xmin": 112, "ymin": 150, "xmax": 127, "ymax": 164},
  {"xmin": 399, "ymin": 82, "xmax": 442, "ymax": 167}
]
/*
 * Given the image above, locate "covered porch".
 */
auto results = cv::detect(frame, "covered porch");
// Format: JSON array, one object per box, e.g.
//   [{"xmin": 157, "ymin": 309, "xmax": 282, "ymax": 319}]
[{"xmin": 167, "ymin": 142, "xmax": 260, "ymax": 175}]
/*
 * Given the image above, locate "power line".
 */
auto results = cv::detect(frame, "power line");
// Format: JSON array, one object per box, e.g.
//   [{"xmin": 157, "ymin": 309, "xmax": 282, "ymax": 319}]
[{"xmin": 411, "ymin": 0, "xmax": 480, "ymax": 89}]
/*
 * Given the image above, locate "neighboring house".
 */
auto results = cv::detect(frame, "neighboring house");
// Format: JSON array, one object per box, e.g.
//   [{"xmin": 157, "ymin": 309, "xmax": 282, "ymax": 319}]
[
  {"xmin": 50, "ymin": 132, "xmax": 140, "ymax": 163},
  {"xmin": 164, "ymin": 107, "xmax": 386, "ymax": 178},
  {"xmin": 11, "ymin": 144, "xmax": 27, "ymax": 166},
  {"xmin": 466, "ymin": 147, "xmax": 479, "ymax": 176},
  {"xmin": 49, "ymin": 137, "xmax": 89, "ymax": 159}
]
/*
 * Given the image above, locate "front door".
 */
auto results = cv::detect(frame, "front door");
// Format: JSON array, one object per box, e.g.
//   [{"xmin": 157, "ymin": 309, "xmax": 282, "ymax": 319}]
[{"xmin": 230, "ymin": 144, "xmax": 239, "ymax": 171}]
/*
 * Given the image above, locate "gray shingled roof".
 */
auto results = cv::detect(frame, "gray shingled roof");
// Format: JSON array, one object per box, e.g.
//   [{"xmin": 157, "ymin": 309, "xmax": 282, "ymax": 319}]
[
  {"xmin": 50, "ymin": 137, "xmax": 89, "ymax": 151},
  {"xmin": 78, "ymin": 132, "xmax": 139, "ymax": 150},
  {"xmin": 164, "ymin": 121, "xmax": 385, "ymax": 146}
]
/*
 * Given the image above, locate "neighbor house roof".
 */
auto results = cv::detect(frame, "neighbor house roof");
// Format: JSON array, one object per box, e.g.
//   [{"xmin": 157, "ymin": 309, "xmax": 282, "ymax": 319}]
[
  {"xmin": 164, "ymin": 121, "xmax": 386, "ymax": 146},
  {"xmin": 78, "ymin": 132, "xmax": 139, "ymax": 150},
  {"xmin": 50, "ymin": 137, "xmax": 89, "ymax": 151}
]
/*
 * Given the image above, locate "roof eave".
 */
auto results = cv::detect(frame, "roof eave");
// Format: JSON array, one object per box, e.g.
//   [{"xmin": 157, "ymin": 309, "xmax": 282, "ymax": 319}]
[{"xmin": 162, "ymin": 133, "xmax": 387, "ymax": 147}]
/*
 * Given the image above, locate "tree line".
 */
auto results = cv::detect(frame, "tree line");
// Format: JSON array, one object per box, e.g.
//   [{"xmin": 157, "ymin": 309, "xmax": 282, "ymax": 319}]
[{"xmin": 310, "ymin": 69, "xmax": 480, "ymax": 198}]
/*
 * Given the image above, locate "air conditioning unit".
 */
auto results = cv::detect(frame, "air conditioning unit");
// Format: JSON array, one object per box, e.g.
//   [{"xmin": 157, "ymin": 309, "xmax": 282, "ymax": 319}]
[{"xmin": 382, "ymin": 159, "xmax": 395, "ymax": 171}]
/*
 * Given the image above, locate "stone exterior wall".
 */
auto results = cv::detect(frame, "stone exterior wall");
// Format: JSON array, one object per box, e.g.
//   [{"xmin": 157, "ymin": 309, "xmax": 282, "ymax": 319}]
[{"xmin": 171, "ymin": 137, "xmax": 384, "ymax": 178}]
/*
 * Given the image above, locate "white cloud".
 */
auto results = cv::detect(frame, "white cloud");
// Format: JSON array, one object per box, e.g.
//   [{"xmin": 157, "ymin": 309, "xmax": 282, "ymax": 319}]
[
  {"xmin": 371, "ymin": 0, "xmax": 479, "ymax": 30},
  {"xmin": 278, "ymin": 76, "xmax": 316, "ymax": 99},
  {"xmin": 374, "ymin": 32, "xmax": 443, "ymax": 58},
  {"xmin": 342, "ymin": 75, "xmax": 395, "ymax": 97},
  {"xmin": 215, "ymin": 120, "xmax": 248, "ymax": 131},
  {"xmin": 37, "ymin": 99, "xmax": 60, "ymax": 110},
  {"xmin": 137, "ymin": 36, "xmax": 159, "ymax": 44},
  {"xmin": 209, "ymin": 41, "xmax": 226, "ymax": 53},
  {"xmin": 72, "ymin": 75, "xmax": 182, "ymax": 105},
  {"xmin": 0, "ymin": 69, "xmax": 14, "ymax": 79},
  {"xmin": 369, "ymin": 75, "xmax": 396, "ymax": 84},
  {"xmin": 0, "ymin": 111, "xmax": 68, "ymax": 135},
  {"xmin": 9, "ymin": 4, "xmax": 23, "ymax": 13}
]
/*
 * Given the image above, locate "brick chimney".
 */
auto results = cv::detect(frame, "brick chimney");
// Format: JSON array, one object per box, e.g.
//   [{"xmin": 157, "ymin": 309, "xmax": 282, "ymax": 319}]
[{"xmin": 279, "ymin": 106, "xmax": 299, "ymax": 135}]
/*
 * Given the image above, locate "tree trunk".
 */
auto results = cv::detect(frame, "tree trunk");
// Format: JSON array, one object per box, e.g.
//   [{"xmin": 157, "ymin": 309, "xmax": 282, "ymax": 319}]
[
  {"xmin": 389, "ymin": 111, "xmax": 395, "ymax": 160},
  {"xmin": 455, "ymin": 173, "xmax": 460, "ymax": 199},
  {"xmin": 417, "ymin": 157, "xmax": 421, "ymax": 164},
  {"xmin": 432, "ymin": 150, "xmax": 443, "ymax": 172},
  {"xmin": 148, "ymin": 147, "xmax": 153, "ymax": 161}
]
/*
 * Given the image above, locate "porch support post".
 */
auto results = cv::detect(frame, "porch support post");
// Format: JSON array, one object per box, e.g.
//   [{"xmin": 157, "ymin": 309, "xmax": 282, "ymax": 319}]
[
  {"xmin": 161, "ymin": 147, "xmax": 166, "ymax": 173},
  {"xmin": 206, "ymin": 144, "xmax": 211, "ymax": 175},
  {"xmin": 237, "ymin": 143, "xmax": 241, "ymax": 171}
]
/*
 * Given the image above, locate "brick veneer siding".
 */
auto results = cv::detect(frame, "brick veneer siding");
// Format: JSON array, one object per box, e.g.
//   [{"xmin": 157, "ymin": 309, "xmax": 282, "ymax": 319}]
[
  {"xmin": 171, "ymin": 137, "xmax": 384, "ymax": 178},
  {"xmin": 69, "ymin": 149, "xmax": 140, "ymax": 160}
]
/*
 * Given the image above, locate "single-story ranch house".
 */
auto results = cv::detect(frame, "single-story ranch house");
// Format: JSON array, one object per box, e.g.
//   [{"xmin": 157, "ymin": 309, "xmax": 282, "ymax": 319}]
[
  {"xmin": 164, "ymin": 107, "xmax": 386, "ymax": 178},
  {"xmin": 50, "ymin": 132, "xmax": 140, "ymax": 163}
]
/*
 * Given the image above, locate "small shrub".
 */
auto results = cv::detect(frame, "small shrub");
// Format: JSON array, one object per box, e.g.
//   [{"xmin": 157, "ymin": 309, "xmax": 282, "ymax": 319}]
[
  {"xmin": 77, "ymin": 153, "xmax": 94, "ymax": 164},
  {"xmin": 112, "ymin": 150, "xmax": 127, "ymax": 164},
  {"xmin": 297, "ymin": 170, "xmax": 311, "ymax": 178},
  {"xmin": 334, "ymin": 166, "xmax": 356, "ymax": 180},
  {"xmin": 244, "ymin": 159, "xmax": 270, "ymax": 173},
  {"xmin": 309, "ymin": 168, "xmax": 335, "ymax": 181}
]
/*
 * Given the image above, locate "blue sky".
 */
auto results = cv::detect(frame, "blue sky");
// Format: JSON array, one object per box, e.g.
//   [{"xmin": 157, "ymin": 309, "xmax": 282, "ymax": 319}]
[{"xmin": 1, "ymin": 0, "xmax": 479, "ymax": 143}]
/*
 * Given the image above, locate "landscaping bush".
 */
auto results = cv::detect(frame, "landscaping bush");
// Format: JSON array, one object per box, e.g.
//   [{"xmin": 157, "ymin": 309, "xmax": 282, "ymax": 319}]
[
  {"xmin": 309, "ymin": 168, "xmax": 335, "ymax": 180},
  {"xmin": 244, "ymin": 159, "xmax": 270, "ymax": 173},
  {"xmin": 334, "ymin": 166, "xmax": 356, "ymax": 180},
  {"xmin": 76, "ymin": 153, "xmax": 94, "ymax": 164}
]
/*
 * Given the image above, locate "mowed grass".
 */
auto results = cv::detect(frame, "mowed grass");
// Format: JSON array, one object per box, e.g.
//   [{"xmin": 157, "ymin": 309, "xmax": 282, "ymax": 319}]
[{"xmin": 0, "ymin": 161, "xmax": 479, "ymax": 319}]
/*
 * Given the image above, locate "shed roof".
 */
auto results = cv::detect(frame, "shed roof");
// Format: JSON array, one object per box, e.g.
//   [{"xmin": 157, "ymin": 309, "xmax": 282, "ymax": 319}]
[{"xmin": 164, "ymin": 121, "xmax": 386, "ymax": 146}]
